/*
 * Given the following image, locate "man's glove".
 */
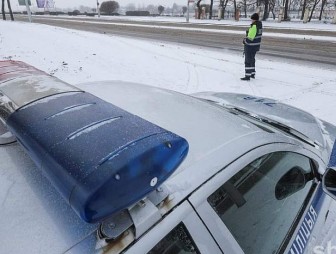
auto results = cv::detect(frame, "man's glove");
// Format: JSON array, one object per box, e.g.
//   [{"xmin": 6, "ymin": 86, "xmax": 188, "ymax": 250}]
[{"xmin": 243, "ymin": 39, "xmax": 246, "ymax": 45}]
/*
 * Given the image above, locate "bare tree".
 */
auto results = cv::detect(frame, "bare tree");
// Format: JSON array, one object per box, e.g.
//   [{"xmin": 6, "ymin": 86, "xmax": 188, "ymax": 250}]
[
  {"xmin": 182, "ymin": 6, "xmax": 188, "ymax": 14},
  {"xmin": 100, "ymin": 1, "xmax": 119, "ymax": 15},
  {"xmin": 158, "ymin": 5, "xmax": 164, "ymax": 15},
  {"xmin": 269, "ymin": 0, "xmax": 277, "ymax": 19},
  {"xmin": 209, "ymin": 0, "xmax": 214, "ymax": 19},
  {"xmin": 2, "ymin": 0, "xmax": 6, "ymax": 20},
  {"xmin": 240, "ymin": 0, "xmax": 247, "ymax": 18},
  {"xmin": 319, "ymin": 0, "xmax": 327, "ymax": 20},
  {"xmin": 259, "ymin": 0, "xmax": 270, "ymax": 20},
  {"xmin": 233, "ymin": 0, "xmax": 238, "ymax": 20},
  {"xmin": 2, "ymin": 0, "xmax": 14, "ymax": 21},
  {"xmin": 7, "ymin": 0, "xmax": 13, "ymax": 21},
  {"xmin": 308, "ymin": 0, "xmax": 321, "ymax": 21},
  {"xmin": 196, "ymin": 0, "xmax": 202, "ymax": 19},
  {"xmin": 283, "ymin": 0, "xmax": 290, "ymax": 20},
  {"xmin": 301, "ymin": 0, "xmax": 307, "ymax": 19},
  {"xmin": 222, "ymin": 0, "xmax": 229, "ymax": 18}
]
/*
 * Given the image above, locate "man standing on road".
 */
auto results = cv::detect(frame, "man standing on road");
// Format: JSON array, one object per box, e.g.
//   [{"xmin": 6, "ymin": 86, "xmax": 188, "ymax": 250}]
[{"xmin": 241, "ymin": 13, "xmax": 263, "ymax": 81}]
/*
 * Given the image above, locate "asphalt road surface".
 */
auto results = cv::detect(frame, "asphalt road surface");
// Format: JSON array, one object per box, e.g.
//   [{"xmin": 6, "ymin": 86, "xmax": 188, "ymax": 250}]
[{"xmin": 15, "ymin": 15, "xmax": 336, "ymax": 67}]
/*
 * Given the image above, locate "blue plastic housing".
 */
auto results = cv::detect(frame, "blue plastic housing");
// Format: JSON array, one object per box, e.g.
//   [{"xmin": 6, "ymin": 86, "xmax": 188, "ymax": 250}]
[{"xmin": 6, "ymin": 92, "xmax": 189, "ymax": 223}]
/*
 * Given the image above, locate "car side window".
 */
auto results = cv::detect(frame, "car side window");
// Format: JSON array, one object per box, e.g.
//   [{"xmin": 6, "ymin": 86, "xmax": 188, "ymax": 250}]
[
  {"xmin": 208, "ymin": 152, "xmax": 315, "ymax": 254},
  {"xmin": 147, "ymin": 223, "xmax": 200, "ymax": 254}
]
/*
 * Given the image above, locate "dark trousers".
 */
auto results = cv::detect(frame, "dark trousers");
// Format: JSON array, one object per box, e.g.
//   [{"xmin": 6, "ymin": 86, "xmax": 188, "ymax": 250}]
[{"xmin": 244, "ymin": 46, "xmax": 258, "ymax": 77}]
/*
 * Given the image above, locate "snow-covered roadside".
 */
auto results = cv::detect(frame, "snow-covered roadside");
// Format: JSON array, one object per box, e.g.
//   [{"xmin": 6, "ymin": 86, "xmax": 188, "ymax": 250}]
[
  {"xmin": 1, "ymin": 20, "xmax": 335, "ymax": 124},
  {"xmin": 1, "ymin": 19, "xmax": 336, "ymax": 253}
]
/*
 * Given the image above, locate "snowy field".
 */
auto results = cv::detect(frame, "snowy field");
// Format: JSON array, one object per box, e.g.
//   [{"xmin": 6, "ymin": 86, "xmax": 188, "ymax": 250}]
[
  {"xmin": 0, "ymin": 19, "xmax": 336, "ymax": 252},
  {"xmin": 1, "ymin": 20, "xmax": 335, "ymax": 124}
]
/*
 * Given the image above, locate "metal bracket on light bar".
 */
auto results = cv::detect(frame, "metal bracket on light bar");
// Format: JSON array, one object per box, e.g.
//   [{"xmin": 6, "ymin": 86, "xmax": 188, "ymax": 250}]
[
  {"xmin": 0, "ymin": 92, "xmax": 17, "ymax": 145},
  {"xmin": 98, "ymin": 185, "xmax": 170, "ymax": 240}
]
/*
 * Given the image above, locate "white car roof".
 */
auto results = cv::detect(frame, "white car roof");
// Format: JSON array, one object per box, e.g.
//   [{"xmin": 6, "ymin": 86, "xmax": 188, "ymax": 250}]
[
  {"xmin": 77, "ymin": 81, "xmax": 280, "ymax": 203},
  {"xmin": 77, "ymin": 81, "xmax": 265, "ymax": 172},
  {"xmin": 0, "ymin": 80, "xmax": 278, "ymax": 254}
]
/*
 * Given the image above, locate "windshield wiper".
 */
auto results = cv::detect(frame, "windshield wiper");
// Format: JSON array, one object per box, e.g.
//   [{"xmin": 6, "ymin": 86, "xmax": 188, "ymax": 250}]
[
  {"xmin": 201, "ymin": 98, "xmax": 321, "ymax": 148},
  {"xmin": 216, "ymin": 103, "xmax": 321, "ymax": 149},
  {"xmin": 232, "ymin": 106, "xmax": 321, "ymax": 148}
]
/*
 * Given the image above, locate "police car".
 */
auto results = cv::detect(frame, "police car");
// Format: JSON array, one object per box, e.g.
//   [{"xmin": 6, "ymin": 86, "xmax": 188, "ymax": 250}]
[{"xmin": 1, "ymin": 61, "xmax": 336, "ymax": 254}]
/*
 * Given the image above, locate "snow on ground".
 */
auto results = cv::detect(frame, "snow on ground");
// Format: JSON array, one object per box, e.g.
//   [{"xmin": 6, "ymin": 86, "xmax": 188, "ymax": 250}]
[
  {"xmin": 0, "ymin": 19, "xmax": 336, "ymax": 252},
  {"xmin": 1, "ymin": 20, "xmax": 335, "ymax": 124}
]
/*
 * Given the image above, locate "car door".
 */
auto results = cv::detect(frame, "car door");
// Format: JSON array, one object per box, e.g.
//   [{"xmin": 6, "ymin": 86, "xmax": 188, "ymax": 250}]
[
  {"xmin": 189, "ymin": 143, "xmax": 332, "ymax": 254},
  {"xmin": 125, "ymin": 201, "xmax": 222, "ymax": 254}
]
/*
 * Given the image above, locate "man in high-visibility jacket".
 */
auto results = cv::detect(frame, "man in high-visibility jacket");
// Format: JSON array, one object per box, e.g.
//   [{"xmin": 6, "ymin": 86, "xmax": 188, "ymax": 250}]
[{"xmin": 241, "ymin": 13, "xmax": 263, "ymax": 81}]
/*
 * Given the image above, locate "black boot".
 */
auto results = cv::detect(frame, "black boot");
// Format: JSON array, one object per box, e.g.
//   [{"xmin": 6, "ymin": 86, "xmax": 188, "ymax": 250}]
[
  {"xmin": 240, "ymin": 76, "xmax": 250, "ymax": 81},
  {"xmin": 251, "ymin": 74, "xmax": 255, "ymax": 79}
]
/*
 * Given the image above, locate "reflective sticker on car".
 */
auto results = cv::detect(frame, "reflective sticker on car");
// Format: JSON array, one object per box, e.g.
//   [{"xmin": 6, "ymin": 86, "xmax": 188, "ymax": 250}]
[
  {"xmin": 243, "ymin": 96, "xmax": 277, "ymax": 107},
  {"xmin": 287, "ymin": 185, "xmax": 326, "ymax": 254}
]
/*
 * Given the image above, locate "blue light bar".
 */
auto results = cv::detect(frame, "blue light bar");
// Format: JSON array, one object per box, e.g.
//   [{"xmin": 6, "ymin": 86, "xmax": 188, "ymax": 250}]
[{"xmin": 6, "ymin": 92, "xmax": 189, "ymax": 223}]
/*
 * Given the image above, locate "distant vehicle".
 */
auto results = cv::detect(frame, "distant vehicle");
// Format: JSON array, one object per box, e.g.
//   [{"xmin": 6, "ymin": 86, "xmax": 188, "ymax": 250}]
[
  {"xmin": 1, "ymin": 61, "xmax": 336, "ymax": 254},
  {"xmin": 68, "ymin": 10, "xmax": 81, "ymax": 16}
]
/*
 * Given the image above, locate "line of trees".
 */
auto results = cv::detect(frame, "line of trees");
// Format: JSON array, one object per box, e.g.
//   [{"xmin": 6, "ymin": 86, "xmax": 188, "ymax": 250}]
[
  {"xmin": 200, "ymin": 0, "xmax": 335, "ymax": 21},
  {"xmin": 107, "ymin": 0, "xmax": 335, "ymax": 21}
]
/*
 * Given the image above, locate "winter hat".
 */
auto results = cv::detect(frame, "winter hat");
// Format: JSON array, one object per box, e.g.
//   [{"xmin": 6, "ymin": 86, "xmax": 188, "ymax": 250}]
[{"xmin": 251, "ymin": 13, "xmax": 259, "ymax": 21}]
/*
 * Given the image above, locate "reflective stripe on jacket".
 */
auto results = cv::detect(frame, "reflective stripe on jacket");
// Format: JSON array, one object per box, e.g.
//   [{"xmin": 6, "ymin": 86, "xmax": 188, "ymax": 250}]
[{"xmin": 244, "ymin": 21, "xmax": 263, "ymax": 50}]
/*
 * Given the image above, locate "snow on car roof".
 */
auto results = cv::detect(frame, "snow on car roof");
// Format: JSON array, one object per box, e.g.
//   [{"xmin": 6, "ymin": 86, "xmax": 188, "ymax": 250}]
[
  {"xmin": 76, "ymin": 81, "xmax": 279, "ymax": 200},
  {"xmin": 0, "ymin": 79, "xmax": 275, "ymax": 254},
  {"xmin": 77, "ymin": 81, "xmax": 265, "ymax": 171}
]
